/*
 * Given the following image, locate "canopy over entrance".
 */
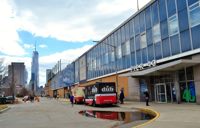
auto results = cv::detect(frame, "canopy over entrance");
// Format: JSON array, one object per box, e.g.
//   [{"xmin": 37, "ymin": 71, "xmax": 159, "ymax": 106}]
[{"xmin": 120, "ymin": 59, "xmax": 200, "ymax": 77}]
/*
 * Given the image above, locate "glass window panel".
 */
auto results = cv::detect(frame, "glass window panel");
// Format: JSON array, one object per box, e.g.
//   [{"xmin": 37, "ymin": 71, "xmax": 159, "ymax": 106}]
[
  {"xmin": 140, "ymin": 33, "xmax": 147, "ymax": 49},
  {"xmin": 134, "ymin": 15, "xmax": 140, "ymax": 35},
  {"xmin": 122, "ymin": 57, "xmax": 126, "ymax": 69},
  {"xmin": 186, "ymin": 67, "xmax": 194, "ymax": 80},
  {"xmin": 162, "ymin": 38, "xmax": 171, "ymax": 57},
  {"xmin": 166, "ymin": 0, "xmax": 176, "ymax": 17},
  {"xmin": 189, "ymin": 2, "xmax": 200, "ymax": 28},
  {"xmin": 111, "ymin": 50, "xmax": 115, "ymax": 62},
  {"xmin": 121, "ymin": 26, "xmax": 125, "ymax": 43},
  {"xmin": 116, "ymin": 45, "xmax": 122, "ymax": 59},
  {"xmin": 135, "ymin": 35, "xmax": 140, "ymax": 50},
  {"xmin": 126, "ymin": 55, "xmax": 131, "ymax": 68},
  {"xmin": 131, "ymin": 52, "xmax": 136, "ymax": 66},
  {"xmin": 105, "ymin": 53, "xmax": 109, "ymax": 64},
  {"xmin": 136, "ymin": 50, "xmax": 141, "ymax": 64},
  {"xmin": 148, "ymin": 44, "xmax": 155, "ymax": 61},
  {"xmin": 155, "ymin": 42, "xmax": 162, "ymax": 59},
  {"xmin": 160, "ymin": 20, "xmax": 169, "ymax": 39},
  {"xmin": 178, "ymin": 69, "xmax": 185, "ymax": 81},
  {"xmin": 170, "ymin": 34, "xmax": 180, "ymax": 55},
  {"xmin": 191, "ymin": 24, "xmax": 200, "ymax": 49},
  {"xmin": 125, "ymin": 40, "xmax": 131, "ymax": 55},
  {"xmin": 146, "ymin": 28, "xmax": 153, "ymax": 46},
  {"xmin": 122, "ymin": 43, "xmax": 126, "ymax": 56},
  {"xmin": 130, "ymin": 37, "xmax": 135, "ymax": 52},
  {"xmin": 145, "ymin": 7, "xmax": 152, "ymax": 29},
  {"xmin": 117, "ymin": 29, "xmax": 121, "ymax": 44},
  {"xmin": 129, "ymin": 19, "xmax": 134, "ymax": 37},
  {"xmin": 151, "ymin": 2, "xmax": 159, "ymax": 25},
  {"xmin": 125, "ymin": 23, "xmax": 130, "ymax": 41},
  {"xmin": 142, "ymin": 48, "xmax": 147, "ymax": 63},
  {"xmin": 177, "ymin": 0, "xmax": 187, "ymax": 11},
  {"xmin": 153, "ymin": 24, "xmax": 161, "ymax": 43},
  {"xmin": 178, "ymin": 9, "xmax": 189, "ymax": 32},
  {"xmin": 114, "ymin": 32, "xmax": 118, "ymax": 46},
  {"xmin": 159, "ymin": 0, "xmax": 167, "ymax": 21},
  {"xmin": 140, "ymin": 11, "xmax": 145, "ymax": 32},
  {"xmin": 180, "ymin": 30, "xmax": 191, "ymax": 52},
  {"xmin": 168, "ymin": 15, "xmax": 179, "ymax": 36},
  {"xmin": 188, "ymin": 0, "xmax": 199, "ymax": 6}
]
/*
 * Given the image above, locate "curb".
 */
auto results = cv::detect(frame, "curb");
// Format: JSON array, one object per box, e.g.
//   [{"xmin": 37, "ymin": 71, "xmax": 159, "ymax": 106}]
[
  {"xmin": 0, "ymin": 107, "xmax": 10, "ymax": 114},
  {"xmin": 132, "ymin": 108, "xmax": 160, "ymax": 128}
]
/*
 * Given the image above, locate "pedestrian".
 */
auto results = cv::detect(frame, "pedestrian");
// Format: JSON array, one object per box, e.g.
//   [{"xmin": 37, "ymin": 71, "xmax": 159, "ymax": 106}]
[
  {"xmin": 57, "ymin": 94, "xmax": 59, "ymax": 100},
  {"xmin": 119, "ymin": 89, "xmax": 125, "ymax": 104},
  {"xmin": 70, "ymin": 94, "xmax": 74, "ymax": 107},
  {"xmin": 144, "ymin": 89, "xmax": 150, "ymax": 106}
]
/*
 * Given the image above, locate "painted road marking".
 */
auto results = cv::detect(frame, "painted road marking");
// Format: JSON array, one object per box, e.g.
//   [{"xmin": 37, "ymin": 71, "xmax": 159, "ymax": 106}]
[{"xmin": 132, "ymin": 108, "xmax": 160, "ymax": 128}]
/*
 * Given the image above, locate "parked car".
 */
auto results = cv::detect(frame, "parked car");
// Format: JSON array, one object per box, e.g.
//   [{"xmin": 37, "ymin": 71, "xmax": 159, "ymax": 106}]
[
  {"xmin": 5, "ymin": 96, "xmax": 15, "ymax": 104},
  {"xmin": 0, "ymin": 97, "xmax": 6, "ymax": 104}
]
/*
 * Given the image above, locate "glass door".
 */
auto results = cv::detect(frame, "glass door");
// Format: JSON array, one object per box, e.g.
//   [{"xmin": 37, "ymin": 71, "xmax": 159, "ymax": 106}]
[{"xmin": 154, "ymin": 83, "xmax": 167, "ymax": 103}]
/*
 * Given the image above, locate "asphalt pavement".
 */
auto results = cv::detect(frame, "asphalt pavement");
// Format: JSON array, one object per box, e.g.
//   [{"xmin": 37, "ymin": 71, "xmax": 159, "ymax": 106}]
[
  {"xmin": 1, "ymin": 98, "xmax": 200, "ymax": 128},
  {"xmin": 0, "ymin": 98, "xmax": 147, "ymax": 128}
]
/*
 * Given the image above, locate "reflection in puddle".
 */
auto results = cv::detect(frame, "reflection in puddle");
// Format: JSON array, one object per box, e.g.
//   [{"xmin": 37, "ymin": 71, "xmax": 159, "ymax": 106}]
[{"xmin": 79, "ymin": 110, "xmax": 155, "ymax": 127}]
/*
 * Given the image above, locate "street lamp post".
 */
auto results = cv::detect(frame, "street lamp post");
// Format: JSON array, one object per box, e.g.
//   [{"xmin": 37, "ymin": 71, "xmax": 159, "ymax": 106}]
[
  {"xmin": 137, "ymin": 0, "xmax": 139, "ymax": 11},
  {"xmin": 93, "ymin": 41, "xmax": 118, "ymax": 94}
]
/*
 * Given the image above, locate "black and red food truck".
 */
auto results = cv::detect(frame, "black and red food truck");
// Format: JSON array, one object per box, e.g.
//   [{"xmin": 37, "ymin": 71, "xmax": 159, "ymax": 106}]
[{"xmin": 84, "ymin": 82, "xmax": 117, "ymax": 106}]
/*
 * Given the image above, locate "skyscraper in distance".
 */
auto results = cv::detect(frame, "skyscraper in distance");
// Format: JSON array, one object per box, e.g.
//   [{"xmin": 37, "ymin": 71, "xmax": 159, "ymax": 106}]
[{"xmin": 30, "ymin": 44, "xmax": 39, "ymax": 93}]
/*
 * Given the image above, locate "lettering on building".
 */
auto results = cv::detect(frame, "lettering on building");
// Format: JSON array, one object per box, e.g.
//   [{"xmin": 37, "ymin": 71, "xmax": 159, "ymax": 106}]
[{"xmin": 132, "ymin": 60, "xmax": 157, "ymax": 71}]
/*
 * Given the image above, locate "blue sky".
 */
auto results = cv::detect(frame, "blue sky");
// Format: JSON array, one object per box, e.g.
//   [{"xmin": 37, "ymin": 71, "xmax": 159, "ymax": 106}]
[
  {"xmin": 17, "ymin": 30, "xmax": 95, "ymax": 57},
  {"xmin": 0, "ymin": 0, "xmax": 150, "ymax": 86}
]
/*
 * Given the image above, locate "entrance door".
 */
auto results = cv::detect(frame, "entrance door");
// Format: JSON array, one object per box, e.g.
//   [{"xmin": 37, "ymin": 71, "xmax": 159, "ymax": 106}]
[{"xmin": 154, "ymin": 83, "xmax": 167, "ymax": 103}]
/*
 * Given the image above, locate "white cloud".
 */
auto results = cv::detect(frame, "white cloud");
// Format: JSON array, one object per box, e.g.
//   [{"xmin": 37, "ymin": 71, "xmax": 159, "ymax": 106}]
[
  {"xmin": 23, "ymin": 43, "xmax": 34, "ymax": 49},
  {"xmin": 39, "ymin": 44, "xmax": 47, "ymax": 48},
  {"xmin": 0, "ymin": 0, "xmax": 26, "ymax": 56},
  {"xmin": 9, "ymin": 0, "xmax": 151, "ymax": 42},
  {"xmin": 39, "ymin": 45, "xmax": 93, "ymax": 64}
]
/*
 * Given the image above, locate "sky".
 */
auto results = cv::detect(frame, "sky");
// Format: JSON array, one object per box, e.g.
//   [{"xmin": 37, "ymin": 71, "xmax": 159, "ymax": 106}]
[{"xmin": 0, "ymin": 0, "xmax": 151, "ymax": 87}]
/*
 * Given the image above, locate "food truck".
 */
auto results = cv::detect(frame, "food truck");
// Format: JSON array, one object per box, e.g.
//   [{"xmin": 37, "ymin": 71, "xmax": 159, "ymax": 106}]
[
  {"xmin": 84, "ymin": 82, "xmax": 117, "ymax": 106},
  {"xmin": 72, "ymin": 86, "xmax": 85, "ymax": 104}
]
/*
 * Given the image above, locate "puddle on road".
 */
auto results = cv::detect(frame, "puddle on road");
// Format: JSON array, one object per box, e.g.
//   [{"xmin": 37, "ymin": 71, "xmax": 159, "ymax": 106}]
[{"xmin": 79, "ymin": 110, "xmax": 155, "ymax": 127}]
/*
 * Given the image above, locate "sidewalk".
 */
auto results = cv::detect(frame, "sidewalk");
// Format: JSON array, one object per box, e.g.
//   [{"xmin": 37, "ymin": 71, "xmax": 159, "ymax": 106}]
[
  {"xmin": 119, "ymin": 101, "xmax": 200, "ymax": 128},
  {"xmin": 57, "ymin": 98, "xmax": 200, "ymax": 128}
]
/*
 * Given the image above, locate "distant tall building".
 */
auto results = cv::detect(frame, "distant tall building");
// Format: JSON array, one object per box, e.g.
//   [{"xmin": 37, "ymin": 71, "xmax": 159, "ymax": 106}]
[
  {"xmin": 30, "ymin": 47, "xmax": 39, "ymax": 93},
  {"xmin": 7, "ymin": 62, "xmax": 27, "ymax": 96}
]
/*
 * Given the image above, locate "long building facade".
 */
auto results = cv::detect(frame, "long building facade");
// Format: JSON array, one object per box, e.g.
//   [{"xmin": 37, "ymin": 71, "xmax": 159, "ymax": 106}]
[{"xmin": 47, "ymin": 0, "xmax": 200, "ymax": 104}]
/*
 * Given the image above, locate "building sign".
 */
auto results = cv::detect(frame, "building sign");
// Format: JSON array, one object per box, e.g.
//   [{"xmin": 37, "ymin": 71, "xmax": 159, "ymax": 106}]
[
  {"xmin": 92, "ymin": 86, "xmax": 97, "ymax": 94},
  {"xmin": 101, "ymin": 86, "xmax": 114, "ymax": 93},
  {"xmin": 132, "ymin": 60, "xmax": 157, "ymax": 71}
]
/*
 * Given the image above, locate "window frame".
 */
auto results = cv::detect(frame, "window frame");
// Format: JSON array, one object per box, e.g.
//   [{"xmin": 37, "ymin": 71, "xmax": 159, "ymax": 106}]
[
  {"xmin": 189, "ymin": 1, "xmax": 200, "ymax": 28},
  {"xmin": 168, "ymin": 14, "xmax": 179, "ymax": 36},
  {"xmin": 152, "ymin": 24, "xmax": 161, "ymax": 43},
  {"xmin": 140, "ymin": 32, "xmax": 147, "ymax": 49}
]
